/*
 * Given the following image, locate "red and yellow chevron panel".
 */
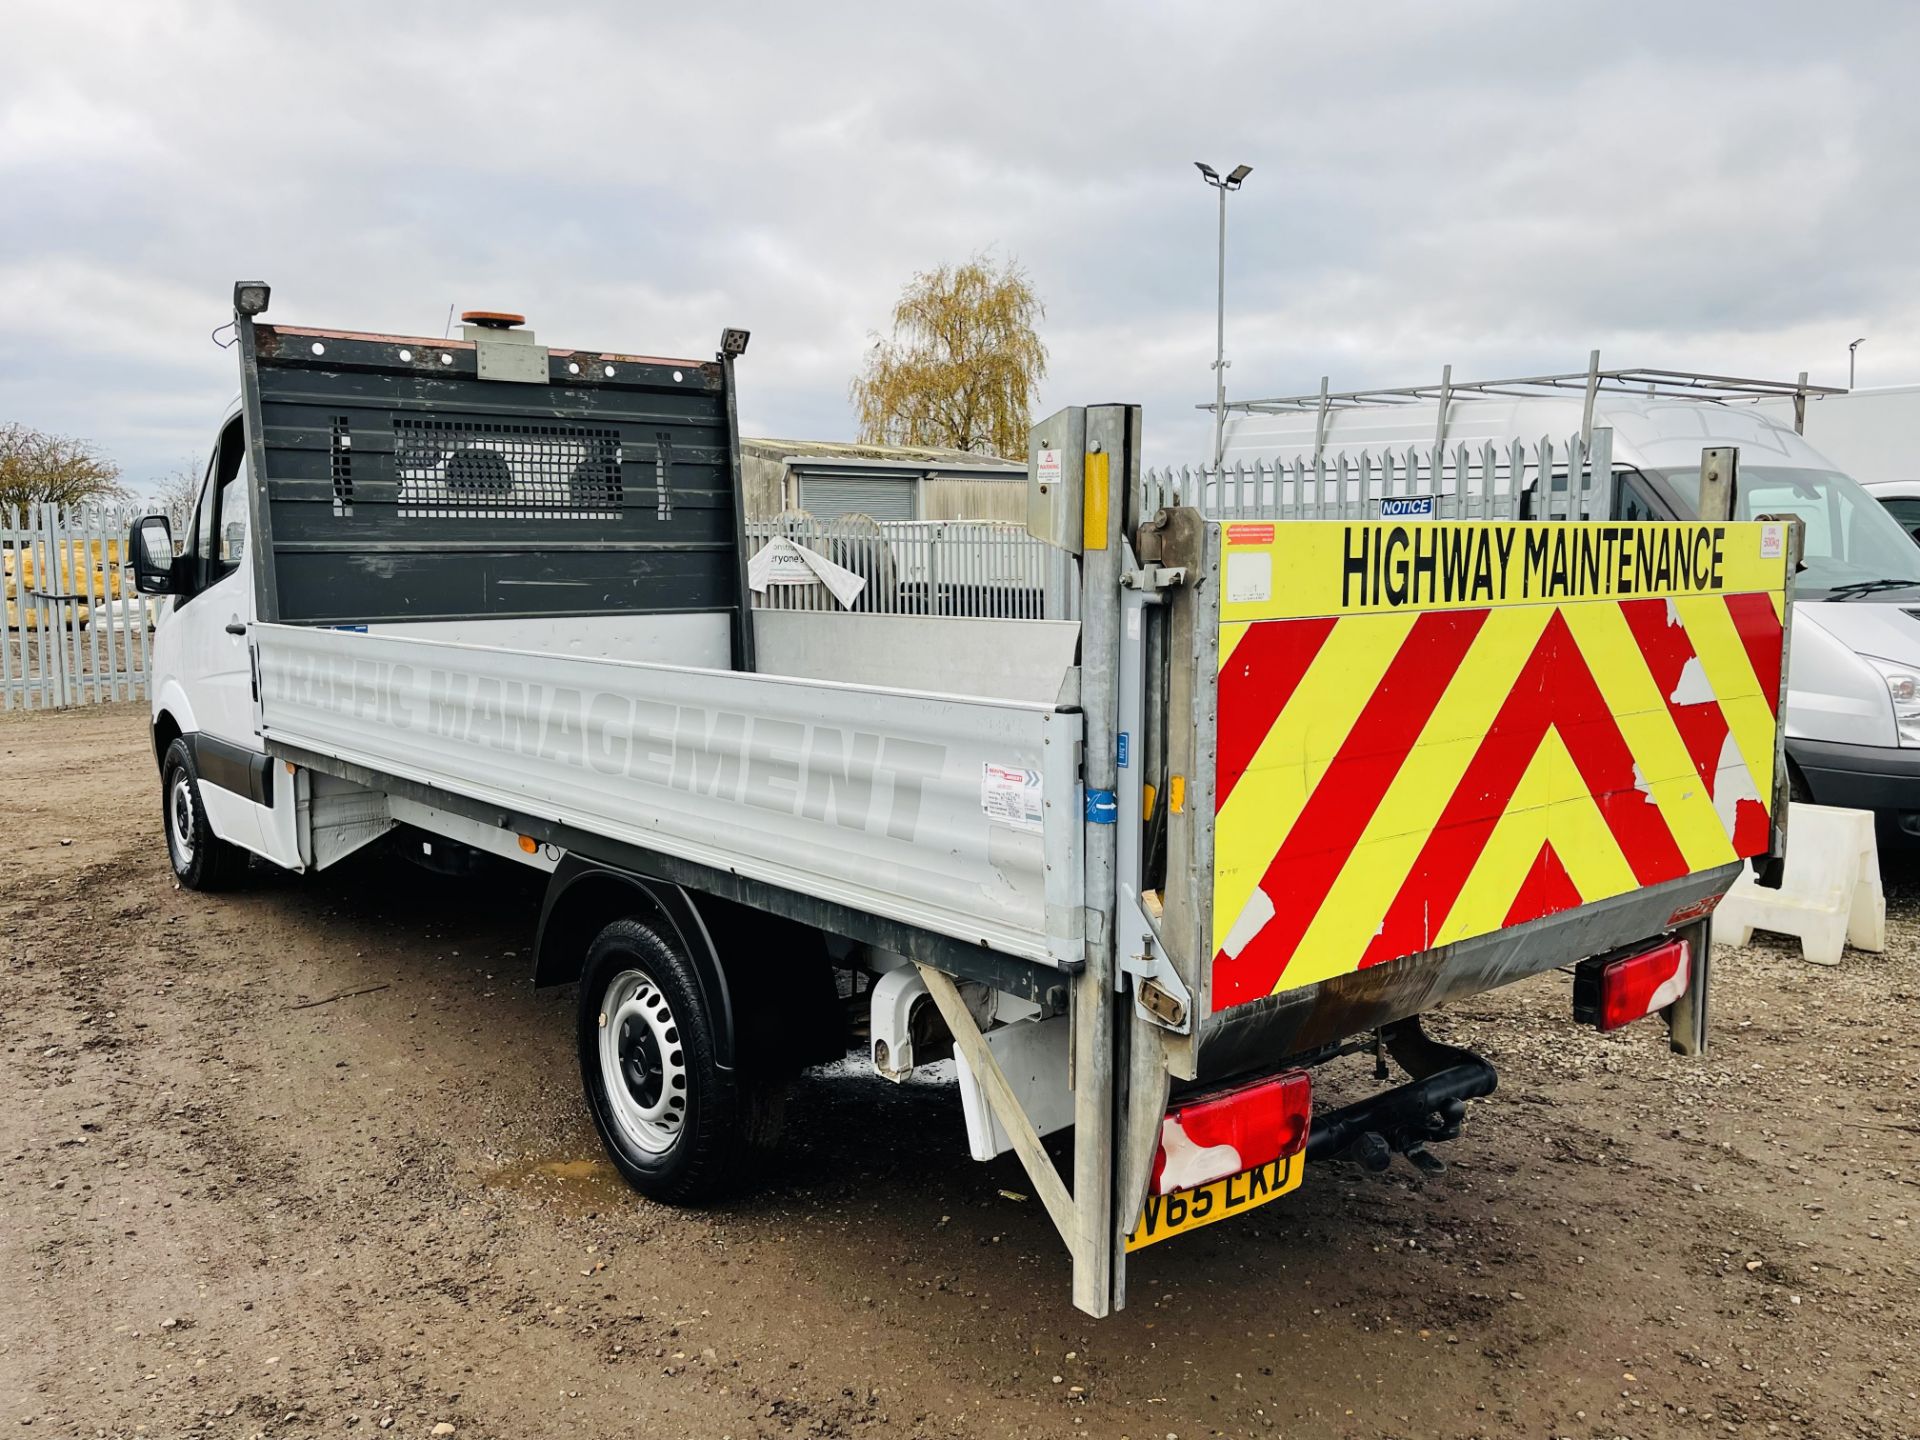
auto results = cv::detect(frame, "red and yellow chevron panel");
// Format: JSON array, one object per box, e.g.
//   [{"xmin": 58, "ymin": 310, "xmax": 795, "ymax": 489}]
[{"xmin": 1210, "ymin": 521, "xmax": 1789, "ymax": 1014}]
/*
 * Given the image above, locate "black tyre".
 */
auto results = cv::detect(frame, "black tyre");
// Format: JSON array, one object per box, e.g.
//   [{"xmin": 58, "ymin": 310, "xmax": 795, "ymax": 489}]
[
  {"xmin": 577, "ymin": 918, "xmax": 782, "ymax": 1204},
  {"xmin": 161, "ymin": 737, "xmax": 250, "ymax": 891}
]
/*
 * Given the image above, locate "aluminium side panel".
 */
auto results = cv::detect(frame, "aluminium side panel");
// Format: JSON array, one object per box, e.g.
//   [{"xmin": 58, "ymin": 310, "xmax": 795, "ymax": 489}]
[{"xmin": 253, "ymin": 625, "xmax": 1081, "ymax": 967}]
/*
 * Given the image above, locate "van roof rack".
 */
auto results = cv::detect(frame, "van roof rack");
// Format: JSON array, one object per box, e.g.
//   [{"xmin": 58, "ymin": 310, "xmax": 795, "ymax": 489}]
[
  {"xmin": 1223, "ymin": 368, "xmax": 1846, "ymax": 412},
  {"xmin": 1217, "ymin": 353, "xmax": 1845, "ymax": 420}
]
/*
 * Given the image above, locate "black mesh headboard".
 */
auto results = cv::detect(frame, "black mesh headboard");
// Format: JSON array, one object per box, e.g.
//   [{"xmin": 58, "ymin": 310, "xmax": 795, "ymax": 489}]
[{"xmin": 237, "ymin": 313, "xmax": 752, "ymax": 664}]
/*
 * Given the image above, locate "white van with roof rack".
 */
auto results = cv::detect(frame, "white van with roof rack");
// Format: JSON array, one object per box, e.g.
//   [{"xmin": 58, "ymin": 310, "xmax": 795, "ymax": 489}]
[{"xmin": 1165, "ymin": 360, "xmax": 1920, "ymax": 840}]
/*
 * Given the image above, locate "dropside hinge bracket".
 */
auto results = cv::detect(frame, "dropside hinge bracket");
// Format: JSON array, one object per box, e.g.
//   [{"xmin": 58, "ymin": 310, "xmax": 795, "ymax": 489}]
[
  {"xmin": 1117, "ymin": 886, "xmax": 1192, "ymax": 1033},
  {"xmin": 1122, "ymin": 565, "xmax": 1187, "ymax": 593}
]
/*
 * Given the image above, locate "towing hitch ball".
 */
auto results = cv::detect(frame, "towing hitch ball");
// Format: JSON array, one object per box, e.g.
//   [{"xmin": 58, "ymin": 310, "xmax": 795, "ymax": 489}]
[
  {"xmin": 1307, "ymin": 1049, "xmax": 1494, "ymax": 1176},
  {"xmin": 1352, "ymin": 1129, "xmax": 1450, "ymax": 1175}
]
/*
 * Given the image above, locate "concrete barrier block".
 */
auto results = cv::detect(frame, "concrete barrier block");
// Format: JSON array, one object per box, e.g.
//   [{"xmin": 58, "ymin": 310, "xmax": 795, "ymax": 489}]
[{"xmin": 1714, "ymin": 803, "xmax": 1885, "ymax": 967}]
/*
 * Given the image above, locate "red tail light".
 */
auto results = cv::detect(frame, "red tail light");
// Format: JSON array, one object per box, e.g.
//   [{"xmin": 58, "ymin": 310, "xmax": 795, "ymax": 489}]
[
  {"xmin": 1150, "ymin": 1069, "xmax": 1312, "ymax": 1196},
  {"xmin": 1573, "ymin": 938, "xmax": 1690, "ymax": 1032}
]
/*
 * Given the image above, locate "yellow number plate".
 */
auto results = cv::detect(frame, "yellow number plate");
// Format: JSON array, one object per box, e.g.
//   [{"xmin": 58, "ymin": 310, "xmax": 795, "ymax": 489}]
[{"xmin": 1125, "ymin": 1152, "xmax": 1303, "ymax": 1252}]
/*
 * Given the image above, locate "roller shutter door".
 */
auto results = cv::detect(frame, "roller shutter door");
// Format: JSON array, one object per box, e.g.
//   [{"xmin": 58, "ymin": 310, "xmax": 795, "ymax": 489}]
[{"xmin": 798, "ymin": 473, "xmax": 917, "ymax": 521}]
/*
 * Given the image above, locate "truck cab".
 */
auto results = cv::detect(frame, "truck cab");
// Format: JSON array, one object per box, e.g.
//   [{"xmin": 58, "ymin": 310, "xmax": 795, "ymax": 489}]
[{"xmin": 141, "ymin": 403, "xmax": 299, "ymax": 883}]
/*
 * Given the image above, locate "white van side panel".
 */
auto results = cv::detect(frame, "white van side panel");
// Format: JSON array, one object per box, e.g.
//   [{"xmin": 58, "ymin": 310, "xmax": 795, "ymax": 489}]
[{"xmin": 1758, "ymin": 386, "xmax": 1920, "ymax": 487}]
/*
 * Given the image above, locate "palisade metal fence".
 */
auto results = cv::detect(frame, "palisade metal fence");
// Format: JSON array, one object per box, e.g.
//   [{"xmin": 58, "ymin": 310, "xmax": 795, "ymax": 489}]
[
  {"xmin": 745, "ymin": 516, "xmax": 1074, "ymax": 620},
  {"xmin": 3, "ymin": 504, "xmax": 156, "ymax": 710},
  {"xmin": 1142, "ymin": 427, "xmax": 1617, "ymax": 522},
  {"xmin": 4, "ymin": 509, "xmax": 1071, "ymax": 714}
]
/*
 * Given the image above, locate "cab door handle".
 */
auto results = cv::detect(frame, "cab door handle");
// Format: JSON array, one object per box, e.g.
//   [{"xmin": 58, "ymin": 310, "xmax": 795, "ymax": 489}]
[{"xmin": 225, "ymin": 620, "xmax": 247, "ymax": 636}]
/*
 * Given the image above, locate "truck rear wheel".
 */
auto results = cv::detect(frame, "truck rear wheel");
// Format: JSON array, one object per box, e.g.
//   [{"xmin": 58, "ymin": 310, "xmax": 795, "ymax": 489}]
[
  {"xmin": 161, "ymin": 737, "xmax": 250, "ymax": 891},
  {"xmin": 577, "ymin": 917, "xmax": 782, "ymax": 1204}
]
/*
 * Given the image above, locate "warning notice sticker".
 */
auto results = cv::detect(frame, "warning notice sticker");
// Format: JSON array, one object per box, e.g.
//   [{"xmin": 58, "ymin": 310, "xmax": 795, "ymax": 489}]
[{"xmin": 980, "ymin": 762, "xmax": 1043, "ymax": 832}]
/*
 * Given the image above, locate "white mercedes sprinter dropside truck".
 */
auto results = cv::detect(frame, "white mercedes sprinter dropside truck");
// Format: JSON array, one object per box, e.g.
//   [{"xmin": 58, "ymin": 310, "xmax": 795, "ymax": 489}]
[{"xmin": 130, "ymin": 288, "xmax": 1794, "ymax": 1316}]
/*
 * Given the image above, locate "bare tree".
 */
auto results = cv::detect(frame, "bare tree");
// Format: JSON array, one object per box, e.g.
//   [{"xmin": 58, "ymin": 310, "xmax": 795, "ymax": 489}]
[
  {"xmin": 149, "ymin": 463, "xmax": 203, "ymax": 533},
  {"xmin": 0, "ymin": 423, "xmax": 126, "ymax": 515}
]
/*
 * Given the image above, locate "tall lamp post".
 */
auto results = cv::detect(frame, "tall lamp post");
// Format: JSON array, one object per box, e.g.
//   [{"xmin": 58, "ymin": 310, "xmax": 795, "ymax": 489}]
[
  {"xmin": 1196, "ymin": 161, "xmax": 1252, "ymax": 469},
  {"xmin": 1850, "ymin": 336, "xmax": 1866, "ymax": 390}
]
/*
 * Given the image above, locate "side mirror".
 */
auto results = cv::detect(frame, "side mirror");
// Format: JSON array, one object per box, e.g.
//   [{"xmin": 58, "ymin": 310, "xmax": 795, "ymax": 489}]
[{"xmin": 128, "ymin": 515, "xmax": 177, "ymax": 594}]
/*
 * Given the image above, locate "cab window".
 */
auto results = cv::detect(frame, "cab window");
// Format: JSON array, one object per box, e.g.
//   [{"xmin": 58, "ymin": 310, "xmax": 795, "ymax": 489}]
[
  {"xmin": 1730, "ymin": 468, "xmax": 1920, "ymax": 596},
  {"xmin": 1615, "ymin": 473, "xmax": 1665, "ymax": 522},
  {"xmin": 193, "ymin": 460, "xmax": 218, "ymax": 558},
  {"xmin": 181, "ymin": 418, "xmax": 248, "ymax": 600},
  {"xmin": 1878, "ymin": 496, "xmax": 1920, "ymax": 547},
  {"xmin": 216, "ymin": 462, "xmax": 247, "ymax": 573}
]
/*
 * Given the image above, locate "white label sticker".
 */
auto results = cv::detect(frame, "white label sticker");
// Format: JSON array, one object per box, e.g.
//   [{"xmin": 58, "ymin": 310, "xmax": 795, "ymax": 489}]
[
  {"xmin": 749, "ymin": 536, "xmax": 817, "ymax": 586},
  {"xmin": 980, "ymin": 762, "xmax": 1043, "ymax": 832},
  {"xmin": 747, "ymin": 536, "xmax": 868, "ymax": 608},
  {"xmin": 1226, "ymin": 551, "xmax": 1273, "ymax": 604},
  {"xmin": 1759, "ymin": 522, "xmax": 1785, "ymax": 560},
  {"xmin": 1037, "ymin": 449, "xmax": 1062, "ymax": 489}
]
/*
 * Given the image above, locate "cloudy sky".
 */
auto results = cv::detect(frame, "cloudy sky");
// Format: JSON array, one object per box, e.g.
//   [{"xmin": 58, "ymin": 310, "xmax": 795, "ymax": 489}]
[{"xmin": 4, "ymin": 0, "xmax": 1917, "ymax": 493}]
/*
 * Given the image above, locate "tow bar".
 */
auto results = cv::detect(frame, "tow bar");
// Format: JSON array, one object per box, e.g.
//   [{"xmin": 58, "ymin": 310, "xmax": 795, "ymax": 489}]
[{"xmin": 1304, "ymin": 1018, "xmax": 1497, "ymax": 1175}]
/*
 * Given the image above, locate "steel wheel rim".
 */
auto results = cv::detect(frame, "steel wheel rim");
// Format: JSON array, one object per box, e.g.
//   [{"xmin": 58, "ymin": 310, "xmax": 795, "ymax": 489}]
[
  {"xmin": 167, "ymin": 772, "xmax": 195, "ymax": 869},
  {"xmin": 597, "ymin": 968, "xmax": 687, "ymax": 1155}
]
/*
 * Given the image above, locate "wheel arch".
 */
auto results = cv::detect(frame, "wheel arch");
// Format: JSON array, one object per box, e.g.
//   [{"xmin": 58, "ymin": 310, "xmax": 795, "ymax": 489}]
[
  {"xmin": 536, "ymin": 857, "xmax": 739, "ymax": 1072},
  {"xmin": 151, "ymin": 708, "xmax": 185, "ymax": 774}
]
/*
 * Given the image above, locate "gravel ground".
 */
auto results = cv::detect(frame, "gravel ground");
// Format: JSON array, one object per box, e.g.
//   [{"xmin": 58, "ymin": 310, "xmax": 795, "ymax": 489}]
[{"xmin": 4, "ymin": 702, "xmax": 1917, "ymax": 1439}]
